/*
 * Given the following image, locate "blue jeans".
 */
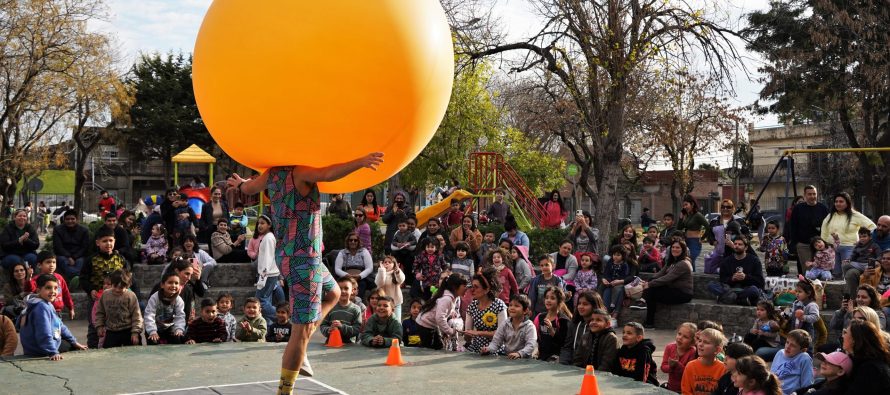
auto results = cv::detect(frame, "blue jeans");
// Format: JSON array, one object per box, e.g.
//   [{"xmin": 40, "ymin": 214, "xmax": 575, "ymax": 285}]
[
  {"xmin": 686, "ymin": 238, "xmax": 702, "ymax": 272},
  {"xmin": 707, "ymin": 282, "xmax": 763, "ymax": 306},
  {"xmin": 257, "ymin": 275, "xmax": 285, "ymax": 325},
  {"xmin": 1, "ymin": 253, "xmax": 37, "ymax": 270},
  {"xmin": 57, "ymin": 256, "xmax": 86, "ymax": 278},
  {"xmin": 806, "ymin": 267, "xmax": 833, "ymax": 281},
  {"xmin": 755, "ymin": 346, "xmax": 781, "ymax": 362},
  {"xmin": 602, "ymin": 285, "xmax": 626, "ymax": 314},
  {"xmin": 834, "ymin": 245, "xmax": 853, "ymax": 276}
]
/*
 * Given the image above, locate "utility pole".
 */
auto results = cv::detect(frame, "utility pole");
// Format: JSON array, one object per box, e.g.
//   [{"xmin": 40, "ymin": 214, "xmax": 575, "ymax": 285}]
[{"xmin": 733, "ymin": 120, "xmax": 740, "ymax": 204}]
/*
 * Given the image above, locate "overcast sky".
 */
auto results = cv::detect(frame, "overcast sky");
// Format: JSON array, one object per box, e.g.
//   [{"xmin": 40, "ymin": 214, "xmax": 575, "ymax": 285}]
[{"xmin": 97, "ymin": 0, "xmax": 779, "ymax": 167}]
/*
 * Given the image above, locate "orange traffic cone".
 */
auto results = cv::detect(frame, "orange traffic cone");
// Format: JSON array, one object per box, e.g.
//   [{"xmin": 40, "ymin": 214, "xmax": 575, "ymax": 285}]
[
  {"xmin": 385, "ymin": 339, "xmax": 405, "ymax": 366},
  {"xmin": 325, "ymin": 327, "xmax": 344, "ymax": 348},
  {"xmin": 577, "ymin": 365, "xmax": 600, "ymax": 395}
]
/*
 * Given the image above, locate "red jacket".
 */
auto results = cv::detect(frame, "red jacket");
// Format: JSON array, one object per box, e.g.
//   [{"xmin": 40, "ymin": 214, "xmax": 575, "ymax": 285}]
[
  {"xmin": 29, "ymin": 273, "xmax": 74, "ymax": 313},
  {"xmin": 98, "ymin": 196, "xmax": 116, "ymax": 217}
]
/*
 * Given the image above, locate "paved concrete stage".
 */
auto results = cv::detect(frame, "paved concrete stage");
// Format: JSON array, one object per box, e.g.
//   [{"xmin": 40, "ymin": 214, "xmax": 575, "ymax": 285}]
[{"xmin": 2, "ymin": 340, "xmax": 672, "ymax": 394}]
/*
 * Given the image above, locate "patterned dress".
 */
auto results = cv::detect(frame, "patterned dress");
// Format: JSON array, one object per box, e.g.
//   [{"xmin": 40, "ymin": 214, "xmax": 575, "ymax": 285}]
[
  {"xmin": 466, "ymin": 298, "xmax": 507, "ymax": 353},
  {"xmin": 266, "ymin": 167, "xmax": 335, "ymax": 324}
]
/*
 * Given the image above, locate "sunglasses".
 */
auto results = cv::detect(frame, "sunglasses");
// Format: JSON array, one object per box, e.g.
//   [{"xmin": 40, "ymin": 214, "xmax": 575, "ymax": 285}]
[
  {"xmin": 348, "ymin": 239, "xmax": 359, "ymax": 242},
  {"xmin": 721, "ymin": 205, "xmax": 733, "ymax": 209},
  {"xmin": 355, "ymin": 213, "xmax": 364, "ymax": 217}
]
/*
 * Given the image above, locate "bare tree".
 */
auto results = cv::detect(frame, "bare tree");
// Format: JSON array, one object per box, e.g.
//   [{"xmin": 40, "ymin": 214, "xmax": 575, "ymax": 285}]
[
  {"xmin": 628, "ymin": 69, "xmax": 741, "ymax": 212},
  {"xmin": 467, "ymin": 0, "xmax": 741, "ymax": 243},
  {"xmin": 0, "ymin": 0, "xmax": 107, "ymax": 201}
]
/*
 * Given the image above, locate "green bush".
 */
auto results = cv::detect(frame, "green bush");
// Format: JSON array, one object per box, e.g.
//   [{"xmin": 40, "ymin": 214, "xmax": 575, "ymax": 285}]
[
  {"xmin": 527, "ymin": 227, "xmax": 570, "ymax": 261},
  {"xmin": 321, "ymin": 215, "xmax": 385, "ymax": 261},
  {"xmin": 477, "ymin": 223, "xmax": 505, "ymax": 239}
]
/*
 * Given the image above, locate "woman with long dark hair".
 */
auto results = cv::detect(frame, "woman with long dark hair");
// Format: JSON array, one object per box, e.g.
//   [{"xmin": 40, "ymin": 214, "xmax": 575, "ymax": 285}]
[
  {"xmin": 449, "ymin": 214, "xmax": 482, "ymax": 259},
  {"xmin": 199, "ymin": 186, "xmax": 230, "ymax": 243},
  {"xmin": 353, "ymin": 208, "xmax": 372, "ymax": 255},
  {"xmin": 541, "ymin": 190, "xmax": 567, "ymax": 229},
  {"xmin": 334, "ymin": 231, "xmax": 375, "ymax": 297},
  {"xmin": 842, "ymin": 320, "xmax": 890, "ymax": 392},
  {"xmin": 641, "ymin": 240, "xmax": 693, "ymax": 328},
  {"xmin": 821, "ymin": 191, "xmax": 875, "ymax": 277},
  {"xmin": 359, "ymin": 189, "xmax": 381, "ymax": 222},
  {"xmin": 676, "ymin": 194, "xmax": 708, "ymax": 271},
  {"xmin": 464, "ymin": 267, "xmax": 506, "ymax": 354}
]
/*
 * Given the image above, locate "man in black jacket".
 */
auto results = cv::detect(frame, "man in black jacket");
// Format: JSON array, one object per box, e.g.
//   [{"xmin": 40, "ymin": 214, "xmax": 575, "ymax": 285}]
[
  {"xmin": 784, "ymin": 185, "xmax": 829, "ymax": 274},
  {"xmin": 708, "ymin": 236, "xmax": 765, "ymax": 306},
  {"xmin": 53, "ymin": 210, "xmax": 91, "ymax": 281}
]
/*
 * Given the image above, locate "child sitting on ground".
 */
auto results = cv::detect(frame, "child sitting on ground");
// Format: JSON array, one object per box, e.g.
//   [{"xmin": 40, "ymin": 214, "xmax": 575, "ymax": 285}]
[
  {"xmin": 235, "ymin": 297, "xmax": 267, "ymax": 342},
  {"xmin": 734, "ymin": 355, "xmax": 783, "ymax": 395},
  {"xmin": 482, "ymin": 294, "xmax": 537, "ymax": 359},
  {"xmin": 95, "ymin": 270, "xmax": 142, "ymax": 348},
  {"xmin": 713, "ymin": 342, "xmax": 754, "ymax": 395},
  {"xmin": 143, "ymin": 223, "xmax": 168, "ymax": 265},
  {"xmin": 661, "ymin": 322, "xmax": 697, "ymax": 392},
  {"xmin": 402, "ymin": 299, "xmax": 423, "ymax": 347},
  {"xmin": 805, "ymin": 234, "xmax": 839, "ymax": 281},
  {"xmin": 216, "ymin": 293, "xmax": 237, "ymax": 342},
  {"xmin": 0, "ymin": 314, "xmax": 16, "ymax": 356},
  {"xmin": 320, "ymin": 278, "xmax": 363, "ymax": 344},
  {"xmin": 360, "ymin": 295, "xmax": 403, "ymax": 348},
  {"xmin": 559, "ymin": 295, "xmax": 619, "ymax": 372},
  {"xmin": 20, "ymin": 274, "xmax": 88, "ymax": 360},
  {"xmin": 362, "ymin": 288, "xmax": 386, "ymax": 325},
  {"xmin": 266, "ymin": 302, "xmax": 293, "ymax": 343},
  {"xmin": 615, "ymin": 321, "xmax": 659, "ymax": 386},
  {"xmin": 534, "ymin": 286, "xmax": 572, "ymax": 362},
  {"xmin": 375, "ymin": 255, "xmax": 405, "ymax": 320},
  {"xmin": 681, "ymin": 328, "xmax": 726, "ymax": 395},
  {"xmin": 770, "ymin": 329, "xmax": 814, "ymax": 395},
  {"xmin": 696, "ymin": 320, "xmax": 726, "ymax": 361},
  {"xmin": 185, "ymin": 298, "xmax": 228, "ymax": 344},
  {"xmin": 144, "ymin": 272, "xmax": 186, "ymax": 345},
  {"xmin": 796, "ymin": 351, "xmax": 851, "ymax": 395},
  {"xmin": 29, "ymin": 251, "xmax": 75, "ymax": 320}
]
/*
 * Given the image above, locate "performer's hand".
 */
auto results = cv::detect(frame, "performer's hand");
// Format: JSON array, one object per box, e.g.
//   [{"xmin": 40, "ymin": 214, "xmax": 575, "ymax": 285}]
[
  {"xmin": 357, "ymin": 152, "xmax": 384, "ymax": 171},
  {"xmin": 227, "ymin": 173, "xmax": 248, "ymax": 188}
]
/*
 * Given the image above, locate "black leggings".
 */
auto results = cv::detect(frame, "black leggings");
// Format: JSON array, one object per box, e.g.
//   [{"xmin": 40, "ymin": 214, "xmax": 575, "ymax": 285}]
[
  {"xmin": 417, "ymin": 324, "xmax": 442, "ymax": 350},
  {"xmin": 643, "ymin": 286, "xmax": 692, "ymax": 325}
]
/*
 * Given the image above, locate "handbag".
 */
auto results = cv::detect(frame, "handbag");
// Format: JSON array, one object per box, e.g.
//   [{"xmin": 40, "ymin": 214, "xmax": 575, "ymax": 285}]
[{"xmin": 624, "ymin": 277, "xmax": 644, "ymax": 300}]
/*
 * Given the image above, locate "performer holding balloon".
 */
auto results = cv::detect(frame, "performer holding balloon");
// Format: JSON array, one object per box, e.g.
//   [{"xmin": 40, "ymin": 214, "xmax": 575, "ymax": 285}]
[{"xmin": 227, "ymin": 153, "xmax": 383, "ymax": 394}]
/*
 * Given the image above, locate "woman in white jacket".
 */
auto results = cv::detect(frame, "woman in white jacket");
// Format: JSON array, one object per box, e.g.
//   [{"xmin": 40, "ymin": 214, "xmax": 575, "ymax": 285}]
[{"xmin": 254, "ymin": 215, "xmax": 285, "ymax": 324}]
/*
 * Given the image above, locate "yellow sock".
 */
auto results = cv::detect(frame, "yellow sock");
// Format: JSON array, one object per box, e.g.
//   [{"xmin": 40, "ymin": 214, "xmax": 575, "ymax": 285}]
[{"xmin": 278, "ymin": 368, "xmax": 299, "ymax": 395}]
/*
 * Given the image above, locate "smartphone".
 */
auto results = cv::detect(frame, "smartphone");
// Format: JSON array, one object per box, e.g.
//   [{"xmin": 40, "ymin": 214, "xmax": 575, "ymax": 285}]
[
  {"xmin": 576, "ymin": 209, "xmax": 583, "ymax": 216},
  {"xmin": 868, "ymin": 258, "xmax": 877, "ymax": 269},
  {"xmin": 843, "ymin": 293, "xmax": 851, "ymax": 302}
]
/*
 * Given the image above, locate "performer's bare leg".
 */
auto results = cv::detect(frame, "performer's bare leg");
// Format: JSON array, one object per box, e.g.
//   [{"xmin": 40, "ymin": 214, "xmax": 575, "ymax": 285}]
[{"xmin": 278, "ymin": 286, "xmax": 340, "ymax": 394}]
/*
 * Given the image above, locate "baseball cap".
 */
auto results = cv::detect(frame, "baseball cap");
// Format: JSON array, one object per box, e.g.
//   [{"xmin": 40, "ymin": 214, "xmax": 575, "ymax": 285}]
[{"xmin": 815, "ymin": 351, "xmax": 852, "ymax": 373}]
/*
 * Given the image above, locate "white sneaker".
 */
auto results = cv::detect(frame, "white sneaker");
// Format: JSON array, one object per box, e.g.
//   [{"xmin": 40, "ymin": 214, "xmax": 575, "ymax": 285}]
[{"xmin": 299, "ymin": 356, "xmax": 313, "ymax": 377}]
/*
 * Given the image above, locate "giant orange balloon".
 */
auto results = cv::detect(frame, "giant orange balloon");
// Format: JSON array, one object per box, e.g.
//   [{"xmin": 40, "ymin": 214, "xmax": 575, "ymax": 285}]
[{"xmin": 193, "ymin": 1, "xmax": 454, "ymax": 193}]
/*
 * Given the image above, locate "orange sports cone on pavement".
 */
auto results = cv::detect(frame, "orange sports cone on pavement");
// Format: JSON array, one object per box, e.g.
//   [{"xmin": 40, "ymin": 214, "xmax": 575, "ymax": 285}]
[
  {"xmin": 325, "ymin": 327, "xmax": 344, "ymax": 348},
  {"xmin": 577, "ymin": 365, "xmax": 600, "ymax": 395},
  {"xmin": 385, "ymin": 339, "xmax": 405, "ymax": 366}
]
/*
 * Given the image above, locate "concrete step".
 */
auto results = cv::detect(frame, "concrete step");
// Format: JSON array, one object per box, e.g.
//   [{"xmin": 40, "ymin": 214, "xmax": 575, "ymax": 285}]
[
  {"xmin": 67, "ymin": 286, "xmax": 261, "ymax": 323},
  {"xmin": 618, "ymin": 298, "xmax": 838, "ymax": 342},
  {"xmin": 131, "ymin": 262, "xmax": 257, "ymax": 289},
  {"xmin": 639, "ymin": 272, "xmax": 848, "ymax": 310}
]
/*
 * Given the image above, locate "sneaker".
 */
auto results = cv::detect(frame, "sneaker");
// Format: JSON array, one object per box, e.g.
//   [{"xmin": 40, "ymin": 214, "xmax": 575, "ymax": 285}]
[
  {"xmin": 299, "ymin": 355, "xmax": 313, "ymax": 377},
  {"xmin": 629, "ymin": 299, "xmax": 647, "ymax": 310}
]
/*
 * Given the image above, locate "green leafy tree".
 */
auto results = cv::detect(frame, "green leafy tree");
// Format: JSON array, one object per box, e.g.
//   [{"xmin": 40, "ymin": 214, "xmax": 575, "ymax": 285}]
[
  {"xmin": 744, "ymin": 0, "xmax": 890, "ymax": 214},
  {"xmin": 468, "ymin": 0, "xmax": 741, "ymax": 248},
  {"xmin": 399, "ymin": 62, "xmax": 565, "ymax": 195},
  {"xmin": 127, "ymin": 53, "xmax": 213, "ymax": 187}
]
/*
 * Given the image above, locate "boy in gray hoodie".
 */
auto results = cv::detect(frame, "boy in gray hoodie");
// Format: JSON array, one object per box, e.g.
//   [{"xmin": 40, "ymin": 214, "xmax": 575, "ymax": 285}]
[{"xmin": 482, "ymin": 294, "xmax": 537, "ymax": 359}]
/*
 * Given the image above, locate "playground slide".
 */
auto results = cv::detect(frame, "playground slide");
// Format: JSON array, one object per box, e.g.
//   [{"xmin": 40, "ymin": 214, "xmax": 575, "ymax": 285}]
[{"xmin": 415, "ymin": 189, "xmax": 473, "ymax": 228}]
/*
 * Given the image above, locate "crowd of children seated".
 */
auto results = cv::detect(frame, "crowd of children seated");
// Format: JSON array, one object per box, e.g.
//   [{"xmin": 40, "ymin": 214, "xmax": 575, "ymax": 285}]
[{"xmin": 1, "ymin": 191, "xmax": 890, "ymax": 395}]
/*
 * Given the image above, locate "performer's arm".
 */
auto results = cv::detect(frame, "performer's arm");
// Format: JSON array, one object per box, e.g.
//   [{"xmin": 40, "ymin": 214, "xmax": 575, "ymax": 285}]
[{"xmin": 293, "ymin": 152, "xmax": 383, "ymax": 183}]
